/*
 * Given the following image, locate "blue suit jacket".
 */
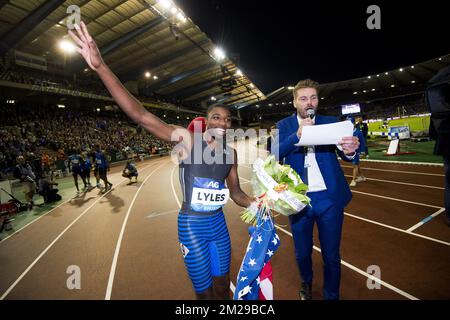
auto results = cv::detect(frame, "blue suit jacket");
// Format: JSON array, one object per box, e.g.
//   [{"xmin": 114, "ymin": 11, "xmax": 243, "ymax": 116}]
[{"xmin": 272, "ymin": 114, "xmax": 353, "ymax": 209}]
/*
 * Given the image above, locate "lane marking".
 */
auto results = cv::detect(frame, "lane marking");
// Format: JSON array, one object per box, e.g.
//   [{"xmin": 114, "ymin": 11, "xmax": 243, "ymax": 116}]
[
  {"xmin": 351, "ymin": 190, "xmax": 442, "ymax": 209},
  {"xmin": 0, "ymin": 198, "xmax": 71, "ymax": 244},
  {"xmin": 0, "ymin": 159, "xmax": 165, "ymax": 245},
  {"xmin": 243, "ymin": 165, "xmax": 442, "ymax": 208},
  {"xmin": 344, "ymin": 175, "xmax": 444, "ymax": 190},
  {"xmin": 240, "ymin": 168, "xmax": 447, "ymax": 245},
  {"xmin": 406, "ymin": 208, "xmax": 447, "ymax": 233},
  {"xmin": 239, "ymin": 176, "xmax": 250, "ymax": 183},
  {"xmin": 344, "ymin": 212, "xmax": 450, "ymax": 247},
  {"xmin": 359, "ymin": 159, "xmax": 443, "ymax": 167},
  {"xmin": 146, "ymin": 209, "xmax": 178, "ymax": 219},
  {"xmin": 170, "ymin": 165, "xmax": 181, "ymax": 208},
  {"xmin": 105, "ymin": 162, "xmax": 166, "ymax": 300},
  {"xmin": 274, "ymin": 225, "xmax": 419, "ymax": 300},
  {"xmin": 0, "ymin": 165, "xmax": 146, "ymax": 300},
  {"xmin": 341, "ymin": 165, "xmax": 444, "ymax": 177}
]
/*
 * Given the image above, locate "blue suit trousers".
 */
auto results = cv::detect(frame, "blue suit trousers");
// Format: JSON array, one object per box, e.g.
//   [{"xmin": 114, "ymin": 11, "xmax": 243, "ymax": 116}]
[{"xmin": 288, "ymin": 191, "xmax": 344, "ymax": 300}]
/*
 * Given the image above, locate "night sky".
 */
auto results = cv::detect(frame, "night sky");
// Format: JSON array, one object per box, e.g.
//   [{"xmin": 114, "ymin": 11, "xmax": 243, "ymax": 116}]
[{"xmin": 179, "ymin": 0, "xmax": 450, "ymax": 94}]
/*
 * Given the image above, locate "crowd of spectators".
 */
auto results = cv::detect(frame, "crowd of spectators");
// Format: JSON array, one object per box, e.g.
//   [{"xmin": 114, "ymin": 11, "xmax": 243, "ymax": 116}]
[{"xmin": 0, "ymin": 104, "xmax": 173, "ymax": 179}]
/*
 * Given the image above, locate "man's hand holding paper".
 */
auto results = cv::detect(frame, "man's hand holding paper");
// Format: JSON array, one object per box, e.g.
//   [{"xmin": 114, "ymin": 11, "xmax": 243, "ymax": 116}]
[{"xmin": 295, "ymin": 120, "xmax": 360, "ymax": 155}]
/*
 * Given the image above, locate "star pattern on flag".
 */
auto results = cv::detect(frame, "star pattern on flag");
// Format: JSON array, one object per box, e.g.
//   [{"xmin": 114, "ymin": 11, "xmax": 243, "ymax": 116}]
[
  {"xmin": 234, "ymin": 215, "xmax": 281, "ymax": 301},
  {"xmin": 256, "ymin": 235, "xmax": 263, "ymax": 244}
]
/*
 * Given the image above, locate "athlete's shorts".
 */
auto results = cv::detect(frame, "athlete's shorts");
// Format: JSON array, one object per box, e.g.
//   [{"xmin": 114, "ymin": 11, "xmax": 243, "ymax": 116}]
[
  {"xmin": 72, "ymin": 168, "xmax": 82, "ymax": 176},
  {"xmin": 352, "ymin": 153, "xmax": 360, "ymax": 165},
  {"xmin": 178, "ymin": 211, "xmax": 231, "ymax": 293},
  {"xmin": 98, "ymin": 167, "xmax": 107, "ymax": 177}
]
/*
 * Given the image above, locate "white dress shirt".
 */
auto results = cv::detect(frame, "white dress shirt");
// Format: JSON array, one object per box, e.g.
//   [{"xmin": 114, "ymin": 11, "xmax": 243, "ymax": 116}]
[{"xmin": 297, "ymin": 115, "xmax": 327, "ymax": 193}]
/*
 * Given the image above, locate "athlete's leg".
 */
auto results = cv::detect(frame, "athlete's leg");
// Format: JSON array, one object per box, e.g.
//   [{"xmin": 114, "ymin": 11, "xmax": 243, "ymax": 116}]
[
  {"xmin": 209, "ymin": 212, "xmax": 232, "ymax": 300},
  {"xmin": 195, "ymin": 286, "xmax": 215, "ymax": 300},
  {"xmin": 178, "ymin": 213, "xmax": 214, "ymax": 299},
  {"xmin": 73, "ymin": 173, "xmax": 80, "ymax": 192},
  {"xmin": 80, "ymin": 171, "xmax": 87, "ymax": 188},
  {"xmin": 212, "ymin": 273, "xmax": 230, "ymax": 300}
]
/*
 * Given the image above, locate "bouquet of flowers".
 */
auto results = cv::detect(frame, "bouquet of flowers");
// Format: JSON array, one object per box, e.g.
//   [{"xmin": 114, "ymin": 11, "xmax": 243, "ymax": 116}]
[{"xmin": 241, "ymin": 155, "xmax": 310, "ymax": 225}]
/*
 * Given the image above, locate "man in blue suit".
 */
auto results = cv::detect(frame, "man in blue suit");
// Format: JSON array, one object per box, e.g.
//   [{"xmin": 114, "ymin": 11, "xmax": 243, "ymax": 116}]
[{"xmin": 272, "ymin": 79, "xmax": 359, "ymax": 300}]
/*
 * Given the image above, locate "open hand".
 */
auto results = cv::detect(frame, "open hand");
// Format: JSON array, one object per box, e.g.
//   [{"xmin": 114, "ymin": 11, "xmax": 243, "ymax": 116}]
[
  {"xmin": 338, "ymin": 136, "xmax": 360, "ymax": 155},
  {"xmin": 68, "ymin": 21, "xmax": 104, "ymax": 71}
]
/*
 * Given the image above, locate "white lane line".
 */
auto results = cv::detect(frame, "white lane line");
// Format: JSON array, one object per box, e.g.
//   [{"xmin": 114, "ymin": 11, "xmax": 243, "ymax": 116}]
[
  {"xmin": 240, "ymin": 170, "xmax": 447, "ymax": 244},
  {"xmin": 0, "ymin": 198, "xmax": 71, "ymax": 244},
  {"xmin": 240, "ymin": 176, "xmax": 250, "ymax": 183},
  {"xmin": 274, "ymin": 225, "xmax": 419, "ymax": 300},
  {"xmin": 344, "ymin": 212, "xmax": 450, "ymax": 247},
  {"xmin": 170, "ymin": 165, "xmax": 237, "ymax": 294},
  {"xmin": 344, "ymin": 175, "xmax": 444, "ymax": 190},
  {"xmin": 360, "ymin": 159, "xmax": 444, "ymax": 167},
  {"xmin": 170, "ymin": 165, "xmax": 181, "ymax": 208},
  {"xmin": 406, "ymin": 208, "xmax": 447, "ymax": 233},
  {"xmin": 0, "ymin": 166, "xmax": 143, "ymax": 300},
  {"xmin": 0, "ymin": 159, "xmax": 165, "ymax": 245},
  {"xmin": 341, "ymin": 165, "xmax": 444, "ymax": 176},
  {"xmin": 351, "ymin": 190, "xmax": 442, "ymax": 209},
  {"xmin": 146, "ymin": 209, "xmax": 178, "ymax": 219},
  {"xmin": 105, "ymin": 162, "xmax": 166, "ymax": 300}
]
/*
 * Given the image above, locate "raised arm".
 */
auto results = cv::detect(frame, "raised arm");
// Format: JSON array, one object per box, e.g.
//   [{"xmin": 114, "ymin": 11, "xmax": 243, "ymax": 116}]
[{"xmin": 68, "ymin": 22, "xmax": 184, "ymax": 144}]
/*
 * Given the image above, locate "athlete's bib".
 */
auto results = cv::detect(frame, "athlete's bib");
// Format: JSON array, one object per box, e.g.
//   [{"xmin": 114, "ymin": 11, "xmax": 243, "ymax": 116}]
[{"xmin": 190, "ymin": 177, "xmax": 229, "ymax": 212}]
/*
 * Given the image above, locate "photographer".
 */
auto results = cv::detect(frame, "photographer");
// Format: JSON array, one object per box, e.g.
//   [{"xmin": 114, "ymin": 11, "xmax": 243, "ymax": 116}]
[
  {"xmin": 13, "ymin": 155, "xmax": 37, "ymax": 210},
  {"xmin": 427, "ymin": 66, "xmax": 450, "ymax": 226},
  {"xmin": 122, "ymin": 159, "xmax": 138, "ymax": 184},
  {"xmin": 38, "ymin": 171, "xmax": 61, "ymax": 204}
]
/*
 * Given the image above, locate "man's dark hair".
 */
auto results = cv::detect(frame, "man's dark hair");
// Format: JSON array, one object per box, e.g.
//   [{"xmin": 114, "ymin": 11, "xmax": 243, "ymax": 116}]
[{"xmin": 206, "ymin": 104, "xmax": 230, "ymax": 117}]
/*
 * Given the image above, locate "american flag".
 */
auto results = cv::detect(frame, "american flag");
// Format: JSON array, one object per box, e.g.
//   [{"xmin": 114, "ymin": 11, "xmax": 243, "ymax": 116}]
[{"xmin": 233, "ymin": 214, "xmax": 280, "ymax": 300}]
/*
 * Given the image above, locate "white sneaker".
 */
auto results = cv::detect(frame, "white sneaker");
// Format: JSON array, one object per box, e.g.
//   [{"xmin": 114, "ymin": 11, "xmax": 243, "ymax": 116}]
[
  {"xmin": 349, "ymin": 180, "xmax": 357, "ymax": 187},
  {"xmin": 355, "ymin": 176, "xmax": 365, "ymax": 182}
]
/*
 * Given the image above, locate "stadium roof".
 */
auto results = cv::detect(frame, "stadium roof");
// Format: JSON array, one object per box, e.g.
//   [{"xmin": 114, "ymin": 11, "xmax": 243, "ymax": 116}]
[
  {"xmin": 0, "ymin": 0, "xmax": 265, "ymax": 111},
  {"xmin": 245, "ymin": 53, "xmax": 450, "ymax": 111}
]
